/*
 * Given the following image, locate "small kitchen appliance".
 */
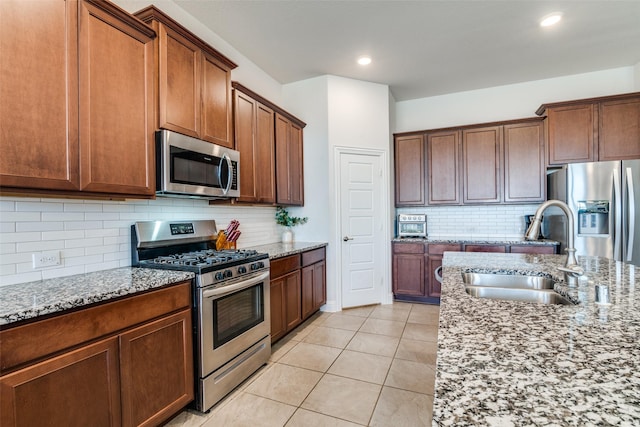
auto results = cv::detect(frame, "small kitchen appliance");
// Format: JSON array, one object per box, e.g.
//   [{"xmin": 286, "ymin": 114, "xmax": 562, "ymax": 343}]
[
  {"xmin": 131, "ymin": 220, "xmax": 270, "ymax": 412},
  {"xmin": 397, "ymin": 213, "xmax": 427, "ymax": 238},
  {"xmin": 156, "ymin": 129, "xmax": 240, "ymax": 199}
]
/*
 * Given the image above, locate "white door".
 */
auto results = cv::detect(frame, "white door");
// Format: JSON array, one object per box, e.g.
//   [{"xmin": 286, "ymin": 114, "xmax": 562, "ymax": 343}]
[{"xmin": 339, "ymin": 151, "xmax": 385, "ymax": 308}]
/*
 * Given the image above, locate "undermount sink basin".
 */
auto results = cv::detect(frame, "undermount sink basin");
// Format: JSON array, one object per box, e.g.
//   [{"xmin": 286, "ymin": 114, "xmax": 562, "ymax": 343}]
[
  {"xmin": 465, "ymin": 286, "xmax": 574, "ymax": 305},
  {"xmin": 462, "ymin": 272, "xmax": 554, "ymax": 290}
]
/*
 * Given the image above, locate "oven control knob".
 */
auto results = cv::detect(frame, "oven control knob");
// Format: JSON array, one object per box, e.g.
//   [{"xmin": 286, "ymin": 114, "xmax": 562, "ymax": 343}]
[
  {"xmin": 238, "ymin": 266, "xmax": 247, "ymax": 274},
  {"xmin": 250, "ymin": 263, "xmax": 257, "ymax": 271},
  {"xmin": 258, "ymin": 261, "xmax": 265, "ymax": 269},
  {"xmin": 224, "ymin": 269, "xmax": 233, "ymax": 279},
  {"xmin": 215, "ymin": 272, "xmax": 224, "ymax": 281}
]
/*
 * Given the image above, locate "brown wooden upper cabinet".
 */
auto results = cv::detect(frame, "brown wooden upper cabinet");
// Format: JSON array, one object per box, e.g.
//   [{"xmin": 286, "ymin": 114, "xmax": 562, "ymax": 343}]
[
  {"xmin": 427, "ymin": 131, "xmax": 461, "ymax": 205},
  {"xmin": 231, "ymin": 82, "xmax": 306, "ymax": 206},
  {"xmin": 537, "ymin": 92, "xmax": 640, "ymax": 165},
  {"xmin": 503, "ymin": 121, "xmax": 545, "ymax": 202},
  {"xmin": 233, "ymin": 84, "xmax": 276, "ymax": 204},
  {"xmin": 275, "ymin": 113, "xmax": 305, "ymax": 206},
  {"xmin": 0, "ymin": 0, "xmax": 156, "ymax": 198},
  {"xmin": 135, "ymin": 6, "xmax": 237, "ymax": 149},
  {"xmin": 462, "ymin": 126, "xmax": 503, "ymax": 204},
  {"xmin": 395, "ymin": 134, "xmax": 426, "ymax": 206},
  {"xmin": 394, "ymin": 118, "xmax": 545, "ymax": 206}
]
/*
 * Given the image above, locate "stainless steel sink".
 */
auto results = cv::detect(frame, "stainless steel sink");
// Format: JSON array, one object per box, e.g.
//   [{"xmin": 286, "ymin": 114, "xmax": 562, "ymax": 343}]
[
  {"xmin": 462, "ymin": 272, "xmax": 554, "ymax": 290},
  {"xmin": 465, "ymin": 286, "xmax": 573, "ymax": 305}
]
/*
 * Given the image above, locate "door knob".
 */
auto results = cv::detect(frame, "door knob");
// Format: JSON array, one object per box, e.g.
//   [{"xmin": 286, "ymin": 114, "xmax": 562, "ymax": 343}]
[{"xmin": 343, "ymin": 236, "xmax": 354, "ymax": 241}]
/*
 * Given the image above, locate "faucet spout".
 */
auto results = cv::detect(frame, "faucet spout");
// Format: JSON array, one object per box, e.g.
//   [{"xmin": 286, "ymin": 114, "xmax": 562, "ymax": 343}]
[{"xmin": 525, "ymin": 199, "xmax": 583, "ymax": 285}]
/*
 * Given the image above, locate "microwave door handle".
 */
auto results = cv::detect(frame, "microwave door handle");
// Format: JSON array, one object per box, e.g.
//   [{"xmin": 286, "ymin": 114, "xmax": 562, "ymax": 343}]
[
  {"xmin": 220, "ymin": 153, "xmax": 232, "ymax": 195},
  {"xmin": 626, "ymin": 167, "xmax": 635, "ymax": 262}
]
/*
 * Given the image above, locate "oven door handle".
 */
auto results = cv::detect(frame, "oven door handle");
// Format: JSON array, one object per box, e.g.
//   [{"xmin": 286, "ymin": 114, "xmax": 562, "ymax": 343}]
[{"xmin": 202, "ymin": 270, "xmax": 270, "ymax": 299}]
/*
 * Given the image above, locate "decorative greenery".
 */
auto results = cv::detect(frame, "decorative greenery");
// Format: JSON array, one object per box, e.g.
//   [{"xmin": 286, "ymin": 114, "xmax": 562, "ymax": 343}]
[{"xmin": 275, "ymin": 207, "xmax": 308, "ymax": 227}]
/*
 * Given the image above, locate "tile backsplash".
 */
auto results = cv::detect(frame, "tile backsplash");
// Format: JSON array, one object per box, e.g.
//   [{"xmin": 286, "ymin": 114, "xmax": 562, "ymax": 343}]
[
  {"xmin": 397, "ymin": 204, "xmax": 541, "ymax": 240},
  {"xmin": 0, "ymin": 196, "xmax": 280, "ymax": 286}
]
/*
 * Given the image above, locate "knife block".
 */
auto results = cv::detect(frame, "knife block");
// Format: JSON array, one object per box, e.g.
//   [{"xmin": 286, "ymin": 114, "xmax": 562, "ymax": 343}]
[{"xmin": 215, "ymin": 230, "xmax": 237, "ymax": 250}]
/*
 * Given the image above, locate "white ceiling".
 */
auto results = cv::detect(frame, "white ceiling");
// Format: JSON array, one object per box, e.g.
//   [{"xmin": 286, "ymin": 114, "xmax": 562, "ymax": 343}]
[{"xmin": 173, "ymin": 0, "xmax": 640, "ymax": 101}]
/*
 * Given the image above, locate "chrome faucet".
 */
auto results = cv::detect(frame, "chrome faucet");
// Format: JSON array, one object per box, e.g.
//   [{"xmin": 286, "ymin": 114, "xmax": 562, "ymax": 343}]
[{"xmin": 525, "ymin": 199, "xmax": 584, "ymax": 286}]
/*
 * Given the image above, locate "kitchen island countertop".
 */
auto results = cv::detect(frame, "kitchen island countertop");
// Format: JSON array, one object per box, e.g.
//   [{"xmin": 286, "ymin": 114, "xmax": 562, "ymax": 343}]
[{"xmin": 434, "ymin": 252, "xmax": 640, "ymax": 425}]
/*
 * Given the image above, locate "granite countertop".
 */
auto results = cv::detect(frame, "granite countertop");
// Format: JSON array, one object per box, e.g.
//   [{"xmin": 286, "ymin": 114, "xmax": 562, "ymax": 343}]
[
  {"xmin": 0, "ymin": 268, "xmax": 194, "ymax": 327},
  {"xmin": 393, "ymin": 237, "xmax": 559, "ymax": 246},
  {"xmin": 0, "ymin": 242, "xmax": 327, "ymax": 327},
  {"xmin": 246, "ymin": 241, "xmax": 328, "ymax": 260},
  {"xmin": 434, "ymin": 252, "xmax": 640, "ymax": 426}
]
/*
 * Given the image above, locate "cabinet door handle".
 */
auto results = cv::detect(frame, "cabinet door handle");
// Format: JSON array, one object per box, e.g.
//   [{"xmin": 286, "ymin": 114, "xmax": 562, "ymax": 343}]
[{"xmin": 343, "ymin": 236, "xmax": 354, "ymax": 241}]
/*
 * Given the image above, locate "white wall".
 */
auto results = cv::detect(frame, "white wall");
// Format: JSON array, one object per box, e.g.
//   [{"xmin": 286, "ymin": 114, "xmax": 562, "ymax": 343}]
[
  {"xmin": 395, "ymin": 66, "xmax": 637, "ymax": 132},
  {"xmin": 326, "ymin": 76, "xmax": 393, "ymax": 308},
  {"xmin": 279, "ymin": 75, "xmax": 393, "ymax": 310},
  {"xmin": 635, "ymin": 62, "xmax": 640, "ymax": 89},
  {"xmin": 281, "ymin": 76, "xmax": 330, "ymax": 243}
]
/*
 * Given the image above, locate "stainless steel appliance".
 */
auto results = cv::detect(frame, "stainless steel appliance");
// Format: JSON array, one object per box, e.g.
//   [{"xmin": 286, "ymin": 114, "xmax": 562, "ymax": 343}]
[
  {"xmin": 546, "ymin": 160, "xmax": 640, "ymax": 266},
  {"xmin": 156, "ymin": 130, "xmax": 240, "ymax": 199},
  {"xmin": 397, "ymin": 213, "xmax": 427, "ymax": 238},
  {"xmin": 131, "ymin": 220, "xmax": 270, "ymax": 412}
]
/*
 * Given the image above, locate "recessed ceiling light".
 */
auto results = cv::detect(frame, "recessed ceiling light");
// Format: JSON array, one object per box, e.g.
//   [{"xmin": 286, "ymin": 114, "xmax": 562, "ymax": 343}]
[
  {"xmin": 540, "ymin": 12, "xmax": 563, "ymax": 27},
  {"xmin": 357, "ymin": 56, "xmax": 372, "ymax": 66}
]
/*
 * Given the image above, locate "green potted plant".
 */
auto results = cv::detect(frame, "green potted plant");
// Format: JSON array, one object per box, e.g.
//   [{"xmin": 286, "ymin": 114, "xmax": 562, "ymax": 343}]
[{"xmin": 275, "ymin": 207, "xmax": 308, "ymax": 243}]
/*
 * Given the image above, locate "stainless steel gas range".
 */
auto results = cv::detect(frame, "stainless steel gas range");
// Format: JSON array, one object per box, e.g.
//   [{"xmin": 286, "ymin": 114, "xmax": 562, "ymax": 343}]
[{"xmin": 131, "ymin": 220, "xmax": 270, "ymax": 412}]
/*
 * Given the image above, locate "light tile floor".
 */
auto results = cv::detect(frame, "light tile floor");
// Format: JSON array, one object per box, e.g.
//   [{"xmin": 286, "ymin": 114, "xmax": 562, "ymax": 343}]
[{"xmin": 166, "ymin": 301, "xmax": 438, "ymax": 427}]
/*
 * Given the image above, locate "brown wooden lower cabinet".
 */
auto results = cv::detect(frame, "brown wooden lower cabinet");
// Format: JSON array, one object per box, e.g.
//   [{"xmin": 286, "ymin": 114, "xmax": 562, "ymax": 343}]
[
  {"xmin": 0, "ymin": 281, "xmax": 193, "ymax": 427},
  {"xmin": 392, "ymin": 242, "xmax": 460, "ymax": 304},
  {"xmin": 119, "ymin": 309, "xmax": 193, "ymax": 427},
  {"xmin": 270, "ymin": 276, "xmax": 286, "ymax": 343},
  {"xmin": 0, "ymin": 337, "xmax": 121, "ymax": 427},
  {"xmin": 392, "ymin": 251, "xmax": 426, "ymax": 297},
  {"xmin": 302, "ymin": 260, "xmax": 326, "ymax": 319},
  {"xmin": 426, "ymin": 256, "xmax": 443, "ymax": 298},
  {"xmin": 283, "ymin": 270, "xmax": 303, "ymax": 331},
  {"xmin": 425, "ymin": 244, "xmax": 463, "ymax": 302},
  {"xmin": 271, "ymin": 248, "xmax": 327, "ymax": 343}
]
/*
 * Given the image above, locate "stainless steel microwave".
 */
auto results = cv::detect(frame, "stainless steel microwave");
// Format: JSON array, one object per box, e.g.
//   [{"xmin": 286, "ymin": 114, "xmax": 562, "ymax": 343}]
[{"xmin": 156, "ymin": 130, "xmax": 240, "ymax": 199}]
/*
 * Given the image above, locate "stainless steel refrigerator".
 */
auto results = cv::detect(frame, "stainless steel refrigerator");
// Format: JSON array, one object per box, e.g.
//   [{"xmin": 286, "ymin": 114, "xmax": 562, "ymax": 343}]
[{"xmin": 545, "ymin": 160, "xmax": 640, "ymax": 266}]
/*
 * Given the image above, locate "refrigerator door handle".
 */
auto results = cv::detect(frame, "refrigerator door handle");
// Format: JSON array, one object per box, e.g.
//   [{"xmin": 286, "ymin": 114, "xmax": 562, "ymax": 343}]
[
  {"xmin": 626, "ymin": 167, "xmax": 635, "ymax": 262},
  {"xmin": 613, "ymin": 170, "xmax": 622, "ymax": 261}
]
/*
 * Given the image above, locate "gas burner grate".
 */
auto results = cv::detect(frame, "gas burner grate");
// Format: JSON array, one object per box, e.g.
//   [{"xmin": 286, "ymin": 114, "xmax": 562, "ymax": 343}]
[{"xmin": 149, "ymin": 249, "xmax": 260, "ymax": 267}]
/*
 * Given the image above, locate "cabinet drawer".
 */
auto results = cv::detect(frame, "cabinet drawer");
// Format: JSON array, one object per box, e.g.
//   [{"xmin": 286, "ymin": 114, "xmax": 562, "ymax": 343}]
[
  {"xmin": 1, "ymin": 281, "xmax": 191, "ymax": 373},
  {"xmin": 302, "ymin": 247, "xmax": 326, "ymax": 267},
  {"xmin": 392, "ymin": 242, "xmax": 425, "ymax": 254},
  {"xmin": 510, "ymin": 245, "xmax": 557, "ymax": 254},
  {"xmin": 465, "ymin": 244, "xmax": 507, "ymax": 253},
  {"xmin": 428, "ymin": 244, "xmax": 462, "ymax": 255},
  {"xmin": 270, "ymin": 254, "xmax": 300, "ymax": 278}
]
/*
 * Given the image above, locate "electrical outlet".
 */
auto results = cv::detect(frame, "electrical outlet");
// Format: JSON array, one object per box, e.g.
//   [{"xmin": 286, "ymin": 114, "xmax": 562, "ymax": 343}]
[{"xmin": 32, "ymin": 251, "xmax": 62, "ymax": 269}]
